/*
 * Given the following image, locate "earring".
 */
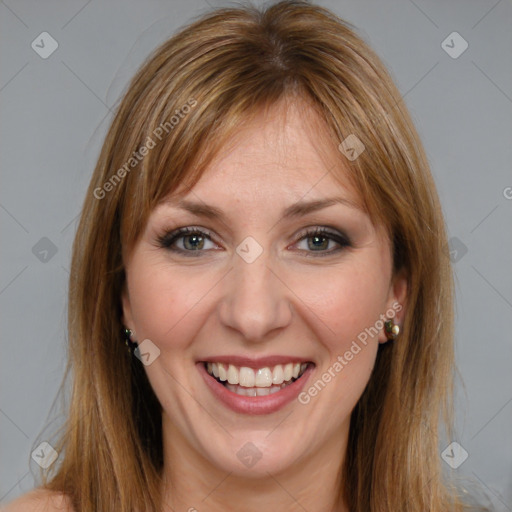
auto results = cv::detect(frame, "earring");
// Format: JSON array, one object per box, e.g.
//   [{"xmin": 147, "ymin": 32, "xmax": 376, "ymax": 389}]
[
  {"xmin": 123, "ymin": 327, "xmax": 138, "ymax": 354},
  {"xmin": 384, "ymin": 320, "xmax": 400, "ymax": 341}
]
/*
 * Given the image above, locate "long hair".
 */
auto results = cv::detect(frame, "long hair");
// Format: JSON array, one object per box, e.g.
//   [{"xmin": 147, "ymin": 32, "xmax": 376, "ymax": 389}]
[{"xmin": 39, "ymin": 1, "xmax": 463, "ymax": 510}]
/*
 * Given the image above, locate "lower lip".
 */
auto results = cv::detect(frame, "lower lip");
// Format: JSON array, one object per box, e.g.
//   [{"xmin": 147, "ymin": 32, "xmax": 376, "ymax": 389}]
[{"xmin": 197, "ymin": 362, "xmax": 314, "ymax": 415}]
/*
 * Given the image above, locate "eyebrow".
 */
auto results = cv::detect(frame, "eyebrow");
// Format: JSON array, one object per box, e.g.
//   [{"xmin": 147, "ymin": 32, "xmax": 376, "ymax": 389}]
[{"xmin": 165, "ymin": 196, "xmax": 364, "ymax": 221}]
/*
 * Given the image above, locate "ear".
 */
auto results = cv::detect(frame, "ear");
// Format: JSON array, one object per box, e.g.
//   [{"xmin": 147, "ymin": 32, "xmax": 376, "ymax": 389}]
[
  {"xmin": 378, "ymin": 268, "xmax": 408, "ymax": 344},
  {"xmin": 121, "ymin": 282, "xmax": 135, "ymax": 334}
]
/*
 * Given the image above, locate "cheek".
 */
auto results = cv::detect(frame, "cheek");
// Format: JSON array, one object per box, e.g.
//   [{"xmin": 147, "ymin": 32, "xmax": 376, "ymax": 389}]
[
  {"xmin": 126, "ymin": 258, "xmax": 215, "ymax": 350},
  {"xmin": 293, "ymin": 264, "xmax": 386, "ymax": 412},
  {"xmin": 290, "ymin": 260, "xmax": 389, "ymax": 350}
]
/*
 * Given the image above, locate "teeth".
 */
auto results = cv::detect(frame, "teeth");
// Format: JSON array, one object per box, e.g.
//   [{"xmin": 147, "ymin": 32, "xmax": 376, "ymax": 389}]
[
  {"xmin": 272, "ymin": 364, "xmax": 284, "ymax": 384},
  {"xmin": 207, "ymin": 361, "xmax": 309, "ymax": 389},
  {"xmin": 239, "ymin": 367, "xmax": 255, "ymax": 387},
  {"xmin": 283, "ymin": 363, "xmax": 293, "ymax": 381},
  {"xmin": 218, "ymin": 363, "xmax": 227, "ymax": 381},
  {"xmin": 226, "ymin": 383, "xmax": 289, "ymax": 396},
  {"xmin": 227, "ymin": 364, "xmax": 239, "ymax": 385},
  {"xmin": 255, "ymin": 368, "xmax": 273, "ymax": 387},
  {"xmin": 242, "ymin": 387, "xmax": 251, "ymax": 397}
]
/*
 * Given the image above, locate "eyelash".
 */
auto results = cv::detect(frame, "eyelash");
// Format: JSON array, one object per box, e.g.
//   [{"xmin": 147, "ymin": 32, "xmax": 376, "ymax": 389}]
[{"xmin": 156, "ymin": 226, "xmax": 352, "ymax": 258}]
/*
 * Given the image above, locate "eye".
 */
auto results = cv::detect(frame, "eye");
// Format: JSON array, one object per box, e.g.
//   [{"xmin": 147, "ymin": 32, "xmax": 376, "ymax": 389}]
[
  {"xmin": 156, "ymin": 225, "xmax": 351, "ymax": 257},
  {"xmin": 157, "ymin": 227, "xmax": 220, "ymax": 255},
  {"xmin": 293, "ymin": 227, "xmax": 351, "ymax": 256}
]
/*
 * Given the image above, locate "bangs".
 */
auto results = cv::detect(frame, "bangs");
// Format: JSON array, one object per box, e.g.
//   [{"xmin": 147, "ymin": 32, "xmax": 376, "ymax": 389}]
[{"xmin": 116, "ymin": 79, "xmax": 390, "ymax": 257}]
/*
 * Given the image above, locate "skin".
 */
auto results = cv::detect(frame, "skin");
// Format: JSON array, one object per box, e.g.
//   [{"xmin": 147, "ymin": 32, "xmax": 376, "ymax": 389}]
[{"xmin": 122, "ymin": 99, "xmax": 407, "ymax": 512}]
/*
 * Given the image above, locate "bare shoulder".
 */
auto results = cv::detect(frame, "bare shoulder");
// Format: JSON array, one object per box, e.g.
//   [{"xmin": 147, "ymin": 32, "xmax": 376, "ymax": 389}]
[{"xmin": 2, "ymin": 489, "xmax": 74, "ymax": 512}]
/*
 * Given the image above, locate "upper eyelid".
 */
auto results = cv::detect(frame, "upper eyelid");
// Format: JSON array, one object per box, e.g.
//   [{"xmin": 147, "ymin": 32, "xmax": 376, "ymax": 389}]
[
  {"xmin": 294, "ymin": 225, "xmax": 348, "ymax": 238},
  {"xmin": 158, "ymin": 225, "xmax": 351, "ymax": 250},
  {"xmin": 157, "ymin": 226, "xmax": 219, "ymax": 245}
]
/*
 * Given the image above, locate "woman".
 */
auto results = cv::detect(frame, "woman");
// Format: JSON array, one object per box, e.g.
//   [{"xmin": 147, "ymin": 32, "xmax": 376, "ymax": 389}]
[{"xmin": 5, "ymin": 1, "xmax": 477, "ymax": 510}]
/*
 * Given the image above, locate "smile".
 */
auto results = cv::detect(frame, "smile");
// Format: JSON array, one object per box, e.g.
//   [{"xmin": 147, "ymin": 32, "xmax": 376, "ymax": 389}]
[
  {"xmin": 205, "ymin": 361, "xmax": 309, "ymax": 396},
  {"xmin": 198, "ymin": 358, "xmax": 315, "ymax": 415}
]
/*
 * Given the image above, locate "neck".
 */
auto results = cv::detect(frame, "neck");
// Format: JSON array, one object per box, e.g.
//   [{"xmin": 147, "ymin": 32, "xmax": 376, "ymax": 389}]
[{"xmin": 159, "ymin": 413, "xmax": 350, "ymax": 512}]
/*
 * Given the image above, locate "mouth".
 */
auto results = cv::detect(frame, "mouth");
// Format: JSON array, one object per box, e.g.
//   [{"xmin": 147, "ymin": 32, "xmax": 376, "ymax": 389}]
[
  {"xmin": 198, "ymin": 358, "xmax": 315, "ymax": 415},
  {"xmin": 203, "ymin": 361, "xmax": 311, "ymax": 397}
]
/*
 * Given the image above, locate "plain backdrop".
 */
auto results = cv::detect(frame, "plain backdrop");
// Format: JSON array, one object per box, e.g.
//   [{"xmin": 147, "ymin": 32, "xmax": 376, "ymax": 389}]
[{"xmin": 1, "ymin": 0, "xmax": 511, "ymax": 509}]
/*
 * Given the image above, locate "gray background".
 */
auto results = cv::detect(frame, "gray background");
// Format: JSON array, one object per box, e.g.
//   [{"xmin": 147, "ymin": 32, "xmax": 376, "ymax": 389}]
[{"xmin": 1, "ymin": 0, "xmax": 511, "ymax": 509}]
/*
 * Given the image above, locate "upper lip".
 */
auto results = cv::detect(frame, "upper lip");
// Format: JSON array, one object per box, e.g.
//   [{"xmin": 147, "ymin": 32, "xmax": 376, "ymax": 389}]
[{"xmin": 198, "ymin": 355, "xmax": 314, "ymax": 369}]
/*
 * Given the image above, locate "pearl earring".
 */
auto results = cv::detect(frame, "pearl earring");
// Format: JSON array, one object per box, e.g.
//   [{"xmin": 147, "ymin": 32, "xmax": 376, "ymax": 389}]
[{"xmin": 384, "ymin": 320, "xmax": 400, "ymax": 341}]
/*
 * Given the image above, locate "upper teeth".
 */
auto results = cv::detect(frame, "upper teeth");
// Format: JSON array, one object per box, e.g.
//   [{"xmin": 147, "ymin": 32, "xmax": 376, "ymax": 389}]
[{"xmin": 206, "ymin": 362, "xmax": 308, "ymax": 387}]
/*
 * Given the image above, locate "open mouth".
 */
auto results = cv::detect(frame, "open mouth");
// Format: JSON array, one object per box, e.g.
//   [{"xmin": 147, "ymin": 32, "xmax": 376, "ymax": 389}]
[{"xmin": 203, "ymin": 361, "xmax": 312, "ymax": 397}]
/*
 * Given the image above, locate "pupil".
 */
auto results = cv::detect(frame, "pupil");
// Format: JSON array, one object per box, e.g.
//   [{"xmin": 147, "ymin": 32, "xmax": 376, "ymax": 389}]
[
  {"xmin": 309, "ymin": 235, "xmax": 328, "ymax": 251},
  {"xmin": 184, "ymin": 234, "xmax": 204, "ymax": 250}
]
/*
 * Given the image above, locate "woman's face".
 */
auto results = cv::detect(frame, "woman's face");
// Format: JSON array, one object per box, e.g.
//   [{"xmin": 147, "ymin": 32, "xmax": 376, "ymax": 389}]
[{"xmin": 122, "ymin": 101, "xmax": 406, "ymax": 477}]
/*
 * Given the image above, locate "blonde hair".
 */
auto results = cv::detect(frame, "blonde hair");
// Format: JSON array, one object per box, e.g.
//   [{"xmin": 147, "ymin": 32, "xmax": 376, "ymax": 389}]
[{"xmin": 39, "ymin": 1, "xmax": 465, "ymax": 510}]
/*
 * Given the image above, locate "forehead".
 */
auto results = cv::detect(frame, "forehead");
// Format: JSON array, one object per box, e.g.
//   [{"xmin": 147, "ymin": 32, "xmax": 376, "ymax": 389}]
[{"xmin": 168, "ymin": 100, "xmax": 363, "ymax": 210}]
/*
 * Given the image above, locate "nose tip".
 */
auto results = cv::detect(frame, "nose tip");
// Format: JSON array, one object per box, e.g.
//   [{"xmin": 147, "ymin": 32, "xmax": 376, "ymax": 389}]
[{"xmin": 218, "ymin": 259, "xmax": 293, "ymax": 342}]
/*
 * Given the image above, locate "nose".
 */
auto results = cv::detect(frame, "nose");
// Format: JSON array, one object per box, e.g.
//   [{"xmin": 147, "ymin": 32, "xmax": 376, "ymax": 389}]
[{"xmin": 218, "ymin": 251, "xmax": 293, "ymax": 342}]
